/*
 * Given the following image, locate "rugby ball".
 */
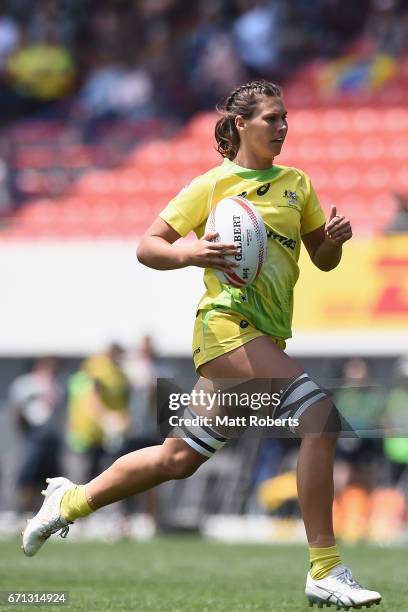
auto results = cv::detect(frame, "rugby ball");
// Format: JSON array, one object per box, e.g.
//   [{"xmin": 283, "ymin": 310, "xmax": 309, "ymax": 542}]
[{"xmin": 205, "ymin": 196, "xmax": 267, "ymax": 287}]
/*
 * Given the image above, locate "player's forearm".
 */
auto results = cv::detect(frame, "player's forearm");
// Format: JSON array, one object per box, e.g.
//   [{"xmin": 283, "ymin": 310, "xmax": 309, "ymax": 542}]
[
  {"xmin": 136, "ymin": 236, "xmax": 189, "ymax": 270},
  {"xmin": 312, "ymin": 240, "xmax": 342, "ymax": 271}
]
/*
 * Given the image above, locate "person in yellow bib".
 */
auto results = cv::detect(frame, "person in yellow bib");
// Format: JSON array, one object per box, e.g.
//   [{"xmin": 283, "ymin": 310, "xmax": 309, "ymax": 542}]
[
  {"xmin": 65, "ymin": 343, "xmax": 131, "ymax": 483},
  {"xmin": 22, "ymin": 80, "xmax": 381, "ymax": 610}
]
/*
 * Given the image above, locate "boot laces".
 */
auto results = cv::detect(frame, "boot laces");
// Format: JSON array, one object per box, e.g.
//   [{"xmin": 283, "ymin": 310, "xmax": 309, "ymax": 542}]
[
  {"xmin": 337, "ymin": 568, "xmax": 363, "ymax": 589},
  {"xmin": 39, "ymin": 518, "xmax": 70, "ymax": 541}
]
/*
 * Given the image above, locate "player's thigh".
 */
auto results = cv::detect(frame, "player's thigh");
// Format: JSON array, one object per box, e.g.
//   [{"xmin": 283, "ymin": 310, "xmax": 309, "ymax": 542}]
[
  {"xmin": 199, "ymin": 337, "xmax": 340, "ymax": 436},
  {"xmin": 199, "ymin": 335, "xmax": 304, "ymax": 379}
]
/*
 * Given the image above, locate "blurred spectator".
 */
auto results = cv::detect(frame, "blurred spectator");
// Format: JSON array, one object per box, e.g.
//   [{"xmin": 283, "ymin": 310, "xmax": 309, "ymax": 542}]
[
  {"xmin": 332, "ymin": 357, "xmax": 408, "ymax": 543},
  {"xmin": 123, "ymin": 335, "xmax": 160, "ymax": 449},
  {"xmin": 0, "ymin": 23, "xmax": 76, "ymax": 125},
  {"xmin": 8, "ymin": 357, "xmax": 64, "ymax": 513},
  {"xmin": 190, "ymin": 31, "xmax": 246, "ymax": 106},
  {"xmin": 65, "ymin": 342, "xmax": 131, "ymax": 484},
  {"xmin": 27, "ymin": 0, "xmax": 73, "ymax": 47},
  {"xmin": 385, "ymin": 192, "xmax": 408, "ymax": 233},
  {"xmin": 255, "ymin": 439, "xmax": 299, "ymax": 517},
  {"xmin": 232, "ymin": 0, "xmax": 281, "ymax": 77},
  {"xmin": 273, "ymin": 2, "xmax": 317, "ymax": 72},
  {"xmin": 76, "ymin": 61, "xmax": 155, "ymax": 122},
  {"xmin": 6, "ymin": 34, "xmax": 76, "ymax": 102},
  {"xmin": 383, "ymin": 354, "xmax": 408, "ymax": 485},
  {"xmin": 0, "ymin": 0, "xmax": 407, "ymax": 219},
  {"xmin": 141, "ymin": 22, "xmax": 196, "ymax": 119},
  {"xmin": 186, "ymin": 1, "xmax": 247, "ymax": 106},
  {"xmin": 335, "ymin": 358, "xmax": 385, "ymax": 489},
  {"xmin": 363, "ymin": 0, "xmax": 407, "ymax": 57},
  {"xmin": 320, "ymin": 0, "xmax": 371, "ymax": 56},
  {"xmin": 122, "ymin": 335, "xmax": 163, "ymax": 525},
  {"xmin": 0, "ymin": 9, "xmax": 20, "ymax": 70},
  {"xmin": 0, "ymin": 0, "xmax": 407, "ymax": 127}
]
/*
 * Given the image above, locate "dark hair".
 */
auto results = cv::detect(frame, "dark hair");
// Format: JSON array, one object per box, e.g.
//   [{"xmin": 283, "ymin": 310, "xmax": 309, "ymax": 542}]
[{"xmin": 215, "ymin": 80, "xmax": 282, "ymax": 160}]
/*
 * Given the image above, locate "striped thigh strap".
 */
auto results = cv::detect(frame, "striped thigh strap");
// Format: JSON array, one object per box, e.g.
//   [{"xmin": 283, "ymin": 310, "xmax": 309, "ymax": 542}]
[
  {"xmin": 277, "ymin": 373, "xmax": 328, "ymax": 431},
  {"xmin": 176, "ymin": 406, "xmax": 228, "ymax": 458}
]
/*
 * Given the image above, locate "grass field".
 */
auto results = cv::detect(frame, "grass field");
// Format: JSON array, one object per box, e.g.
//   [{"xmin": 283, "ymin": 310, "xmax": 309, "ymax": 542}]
[{"xmin": 0, "ymin": 537, "xmax": 407, "ymax": 611}]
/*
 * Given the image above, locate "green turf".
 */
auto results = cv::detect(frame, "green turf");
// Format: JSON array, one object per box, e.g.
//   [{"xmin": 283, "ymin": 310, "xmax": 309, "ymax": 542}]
[{"xmin": 0, "ymin": 537, "xmax": 406, "ymax": 611}]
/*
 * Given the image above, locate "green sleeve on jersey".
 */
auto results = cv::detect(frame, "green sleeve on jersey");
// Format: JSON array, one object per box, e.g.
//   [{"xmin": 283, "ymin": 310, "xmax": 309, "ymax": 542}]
[
  {"xmin": 300, "ymin": 174, "xmax": 326, "ymax": 235},
  {"xmin": 159, "ymin": 175, "xmax": 212, "ymax": 237}
]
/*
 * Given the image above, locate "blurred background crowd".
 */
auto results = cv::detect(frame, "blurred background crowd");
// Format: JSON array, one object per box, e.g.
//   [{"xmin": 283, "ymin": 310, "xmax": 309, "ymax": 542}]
[
  {"xmin": 0, "ymin": 0, "xmax": 407, "ymax": 545},
  {"xmin": 0, "ymin": 0, "xmax": 405, "ymax": 124},
  {"xmin": 1, "ymin": 346, "xmax": 408, "ymax": 545},
  {"xmin": 0, "ymin": 0, "xmax": 407, "ymax": 217}
]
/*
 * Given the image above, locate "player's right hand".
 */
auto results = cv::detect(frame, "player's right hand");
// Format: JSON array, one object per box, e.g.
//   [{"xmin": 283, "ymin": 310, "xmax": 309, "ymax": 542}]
[{"xmin": 183, "ymin": 231, "xmax": 239, "ymax": 273}]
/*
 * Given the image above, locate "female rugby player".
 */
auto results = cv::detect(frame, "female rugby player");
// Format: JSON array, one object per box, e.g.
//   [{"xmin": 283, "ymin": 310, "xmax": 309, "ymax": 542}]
[{"xmin": 23, "ymin": 81, "xmax": 381, "ymax": 610}]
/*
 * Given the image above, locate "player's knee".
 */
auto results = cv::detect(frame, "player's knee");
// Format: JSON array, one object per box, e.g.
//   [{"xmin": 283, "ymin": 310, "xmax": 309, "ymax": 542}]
[
  {"xmin": 279, "ymin": 373, "xmax": 341, "ymax": 437},
  {"xmin": 298, "ymin": 397, "xmax": 342, "ymax": 437},
  {"xmin": 159, "ymin": 447, "xmax": 200, "ymax": 480}
]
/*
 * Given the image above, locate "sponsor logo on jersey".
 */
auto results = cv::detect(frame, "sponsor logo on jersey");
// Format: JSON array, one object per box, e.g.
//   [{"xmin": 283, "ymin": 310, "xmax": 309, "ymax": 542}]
[
  {"xmin": 257, "ymin": 182, "xmax": 271, "ymax": 196},
  {"xmin": 193, "ymin": 347, "xmax": 201, "ymax": 356},
  {"xmin": 236, "ymin": 183, "xmax": 271, "ymax": 198},
  {"xmin": 266, "ymin": 229, "xmax": 297, "ymax": 250}
]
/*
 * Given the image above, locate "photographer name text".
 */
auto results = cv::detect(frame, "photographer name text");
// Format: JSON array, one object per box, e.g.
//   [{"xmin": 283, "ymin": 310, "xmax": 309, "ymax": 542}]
[{"xmin": 168, "ymin": 414, "xmax": 299, "ymax": 428}]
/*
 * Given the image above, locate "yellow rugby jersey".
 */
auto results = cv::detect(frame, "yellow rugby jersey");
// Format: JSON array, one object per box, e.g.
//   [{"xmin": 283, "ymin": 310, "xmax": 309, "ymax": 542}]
[{"xmin": 159, "ymin": 158, "xmax": 326, "ymax": 339}]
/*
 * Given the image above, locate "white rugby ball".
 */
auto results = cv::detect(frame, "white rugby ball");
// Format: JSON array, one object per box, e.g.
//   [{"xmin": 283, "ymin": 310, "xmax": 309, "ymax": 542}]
[{"xmin": 205, "ymin": 196, "xmax": 267, "ymax": 287}]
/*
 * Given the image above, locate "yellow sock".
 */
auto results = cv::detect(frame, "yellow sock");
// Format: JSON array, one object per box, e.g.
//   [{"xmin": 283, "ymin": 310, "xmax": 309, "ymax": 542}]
[
  {"xmin": 60, "ymin": 485, "xmax": 94, "ymax": 523},
  {"xmin": 309, "ymin": 545, "xmax": 341, "ymax": 580}
]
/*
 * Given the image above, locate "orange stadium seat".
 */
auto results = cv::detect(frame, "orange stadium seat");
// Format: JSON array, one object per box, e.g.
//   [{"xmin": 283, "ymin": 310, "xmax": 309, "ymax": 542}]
[
  {"xmin": 185, "ymin": 112, "xmax": 217, "ymax": 138},
  {"xmin": 14, "ymin": 147, "xmax": 58, "ymax": 169},
  {"xmin": 7, "ymin": 121, "xmax": 67, "ymax": 143}
]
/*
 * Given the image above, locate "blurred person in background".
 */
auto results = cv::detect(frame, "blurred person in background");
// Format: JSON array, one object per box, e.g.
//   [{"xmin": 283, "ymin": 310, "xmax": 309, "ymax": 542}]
[
  {"xmin": 65, "ymin": 343, "xmax": 131, "ymax": 484},
  {"xmin": 232, "ymin": 0, "xmax": 282, "ymax": 78},
  {"xmin": 22, "ymin": 79, "xmax": 381, "ymax": 609},
  {"xmin": 123, "ymin": 335, "xmax": 160, "ymax": 449},
  {"xmin": 362, "ymin": 0, "xmax": 407, "ymax": 58},
  {"xmin": 333, "ymin": 359, "xmax": 386, "ymax": 543},
  {"xmin": 75, "ymin": 55, "xmax": 156, "ymax": 125},
  {"xmin": 26, "ymin": 0, "xmax": 72, "ymax": 48},
  {"xmin": 8, "ymin": 357, "xmax": 63, "ymax": 514},
  {"xmin": 121, "ymin": 335, "xmax": 162, "ymax": 524},
  {"xmin": 383, "ymin": 354, "xmax": 408, "ymax": 486},
  {"xmin": 385, "ymin": 192, "xmax": 408, "ymax": 233},
  {"xmin": 73, "ymin": 5, "xmax": 157, "ymax": 127},
  {"xmin": 186, "ymin": 0, "xmax": 248, "ymax": 107},
  {"xmin": 140, "ymin": 21, "xmax": 196, "ymax": 120},
  {"xmin": 3, "ymin": 23, "xmax": 76, "ymax": 122},
  {"xmin": 255, "ymin": 439, "xmax": 300, "ymax": 518},
  {"xmin": 318, "ymin": 0, "xmax": 371, "ymax": 56},
  {"xmin": 0, "ymin": 7, "xmax": 20, "ymax": 71},
  {"xmin": 335, "ymin": 358, "xmax": 385, "ymax": 490},
  {"xmin": 357, "ymin": 355, "xmax": 408, "ymax": 545}
]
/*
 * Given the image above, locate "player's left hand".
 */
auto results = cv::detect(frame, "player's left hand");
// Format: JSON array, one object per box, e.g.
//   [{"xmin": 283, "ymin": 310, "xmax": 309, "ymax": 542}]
[{"xmin": 325, "ymin": 205, "xmax": 352, "ymax": 246}]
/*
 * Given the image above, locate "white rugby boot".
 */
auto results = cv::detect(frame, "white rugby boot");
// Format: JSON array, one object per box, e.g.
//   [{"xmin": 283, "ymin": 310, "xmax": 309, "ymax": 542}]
[
  {"xmin": 22, "ymin": 477, "xmax": 75, "ymax": 557},
  {"xmin": 306, "ymin": 564, "xmax": 382, "ymax": 609}
]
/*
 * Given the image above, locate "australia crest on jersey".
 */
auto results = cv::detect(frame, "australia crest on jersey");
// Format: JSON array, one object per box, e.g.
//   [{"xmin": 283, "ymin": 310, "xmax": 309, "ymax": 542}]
[{"xmin": 283, "ymin": 189, "xmax": 299, "ymax": 208}]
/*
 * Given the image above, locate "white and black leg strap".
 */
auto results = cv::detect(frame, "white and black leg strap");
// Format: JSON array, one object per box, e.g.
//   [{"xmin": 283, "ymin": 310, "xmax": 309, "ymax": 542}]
[
  {"xmin": 176, "ymin": 406, "xmax": 228, "ymax": 458},
  {"xmin": 276, "ymin": 373, "xmax": 330, "ymax": 432}
]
